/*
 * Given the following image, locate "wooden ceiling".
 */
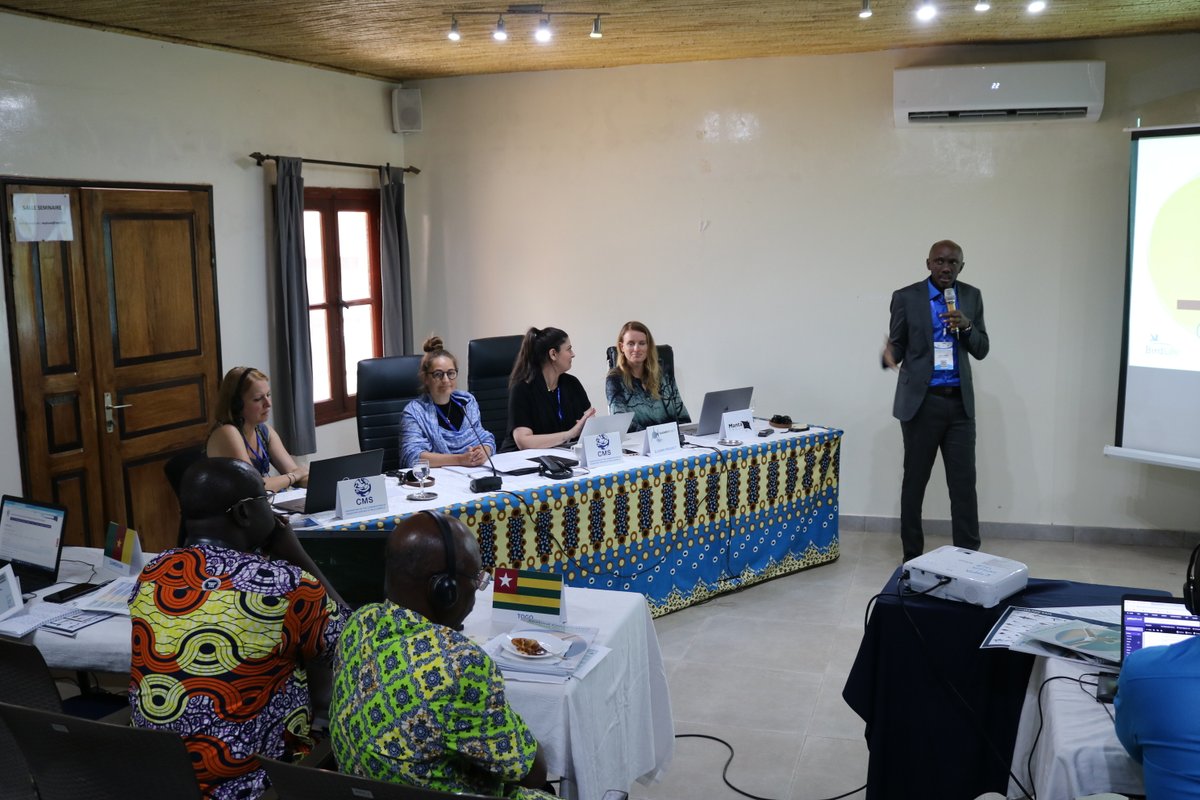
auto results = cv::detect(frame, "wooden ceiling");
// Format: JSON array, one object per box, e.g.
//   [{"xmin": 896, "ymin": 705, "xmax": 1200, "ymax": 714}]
[{"xmin": 3, "ymin": 1, "xmax": 1199, "ymax": 81}]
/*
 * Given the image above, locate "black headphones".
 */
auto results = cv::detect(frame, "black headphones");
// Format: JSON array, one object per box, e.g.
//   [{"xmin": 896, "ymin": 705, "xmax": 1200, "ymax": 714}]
[
  {"xmin": 1185, "ymin": 543, "xmax": 1200, "ymax": 615},
  {"xmin": 424, "ymin": 510, "xmax": 459, "ymax": 610},
  {"xmin": 230, "ymin": 367, "xmax": 254, "ymax": 423}
]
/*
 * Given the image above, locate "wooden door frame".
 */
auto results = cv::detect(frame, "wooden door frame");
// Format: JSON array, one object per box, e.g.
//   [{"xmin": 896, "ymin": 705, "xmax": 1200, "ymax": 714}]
[{"xmin": 1, "ymin": 175, "xmax": 223, "ymax": 500}]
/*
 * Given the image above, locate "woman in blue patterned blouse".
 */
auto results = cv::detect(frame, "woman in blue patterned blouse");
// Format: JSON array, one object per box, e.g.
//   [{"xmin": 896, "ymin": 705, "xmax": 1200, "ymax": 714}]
[
  {"xmin": 399, "ymin": 336, "xmax": 496, "ymax": 468},
  {"xmin": 605, "ymin": 321, "xmax": 691, "ymax": 432}
]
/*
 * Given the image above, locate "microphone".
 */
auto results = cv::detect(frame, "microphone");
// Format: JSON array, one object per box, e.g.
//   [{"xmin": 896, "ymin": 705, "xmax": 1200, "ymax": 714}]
[
  {"xmin": 943, "ymin": 286, "xmax": 959, "ymax": 337},
  {"xmin": 465, "ymin": 406, "xmax": 502, "ymax": 493}
]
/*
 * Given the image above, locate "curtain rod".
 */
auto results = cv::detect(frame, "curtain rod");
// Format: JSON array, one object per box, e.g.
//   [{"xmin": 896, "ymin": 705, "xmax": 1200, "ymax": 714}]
[{"xmin": 249, "ymin": 152, "xmax": 420, "ymax": 175}]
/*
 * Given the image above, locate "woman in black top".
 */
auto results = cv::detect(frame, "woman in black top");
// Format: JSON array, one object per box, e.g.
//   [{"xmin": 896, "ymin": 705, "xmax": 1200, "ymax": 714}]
[{"xmin": 502, "ymin": 327, "xmax": 596, "ymax": 451}]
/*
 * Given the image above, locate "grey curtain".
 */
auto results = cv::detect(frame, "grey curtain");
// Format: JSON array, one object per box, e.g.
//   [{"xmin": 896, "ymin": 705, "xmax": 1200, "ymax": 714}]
[
  {"xmin": 271, "ymin": 157, "xmax": 317, "ymax": 454},
  {"xmin": 380, "ymin": 166, "xmax": 413, "ymax": 356}
]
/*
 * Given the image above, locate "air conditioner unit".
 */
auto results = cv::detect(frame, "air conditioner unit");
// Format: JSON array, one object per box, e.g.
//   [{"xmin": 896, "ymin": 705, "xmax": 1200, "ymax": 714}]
[{"xmin": 894, "ymin": 61, "xmax": 1105, "ymax": 126}]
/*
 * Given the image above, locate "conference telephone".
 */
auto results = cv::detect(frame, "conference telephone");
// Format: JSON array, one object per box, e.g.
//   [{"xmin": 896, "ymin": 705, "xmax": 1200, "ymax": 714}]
[{"xmin": 531, "ymin": 455, "xmax": 576, "ymax": 480}]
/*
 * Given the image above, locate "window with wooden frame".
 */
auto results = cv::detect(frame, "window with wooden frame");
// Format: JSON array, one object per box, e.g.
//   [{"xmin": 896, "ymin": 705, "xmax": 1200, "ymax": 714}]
[{"xmin": 304, "ymin": 188, "xmax": 382, "ymax": 425}]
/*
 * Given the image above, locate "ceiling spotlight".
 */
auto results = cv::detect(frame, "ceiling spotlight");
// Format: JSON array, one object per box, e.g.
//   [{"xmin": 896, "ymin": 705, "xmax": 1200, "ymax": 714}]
[
  {"xmin": 448, "ymin": 15, "xmax": 461, "ymax": 41},
  {"xmin": 1028, "ymin": 0, "xmax": 1046, "ymax": 11},
  {"xmin": 493, "ymin": 15, "xmax": 507, "ymax": 40},
  {"xmin": 859, "ymin": 0, "xmax": 873, "ymax": 19},
  {"xmin": 974, "ymin": 0, "xmax": 990, "ymax": 10},
  {"xmin": 535, "ymin": 16, "xmax": 552, "ymax": 42},
  {"xmin": 590, "ymin": 15, "xmax": 602, "ymax": 38}
]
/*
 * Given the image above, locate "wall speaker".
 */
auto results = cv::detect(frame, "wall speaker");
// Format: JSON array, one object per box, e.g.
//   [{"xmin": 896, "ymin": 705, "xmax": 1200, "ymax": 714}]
[{"xmin": 391, "ymin": 88, "xmax": 422, "ymax": 134}]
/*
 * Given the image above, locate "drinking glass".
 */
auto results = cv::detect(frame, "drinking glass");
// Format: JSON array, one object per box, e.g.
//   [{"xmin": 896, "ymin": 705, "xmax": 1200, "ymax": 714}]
[{"xmin": 407, "ymin": 458, "xmax": 437, "ymax": 501}]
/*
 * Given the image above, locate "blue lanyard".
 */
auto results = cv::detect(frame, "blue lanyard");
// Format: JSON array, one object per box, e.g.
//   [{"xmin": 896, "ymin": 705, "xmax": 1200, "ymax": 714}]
[
  {"xmin": 554, "ymin": 387, "xmax": 563, "ymax": 421},
  {"xmin": 434, "ymin": 401, "xmax": 460, "ymax": 432},
  {"xmin": 243, "ymin": 425, "xmax": 270, "ymax": 476}
]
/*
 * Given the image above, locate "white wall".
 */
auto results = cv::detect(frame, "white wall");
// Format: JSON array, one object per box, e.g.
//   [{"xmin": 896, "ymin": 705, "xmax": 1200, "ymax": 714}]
[
  {"xmin": 0, "ymin": 13, "xmax": 403, "ymax": 485},
  {"xmin": 401, "ymin": 35, "xmax": 1200, "ymax": 532}
]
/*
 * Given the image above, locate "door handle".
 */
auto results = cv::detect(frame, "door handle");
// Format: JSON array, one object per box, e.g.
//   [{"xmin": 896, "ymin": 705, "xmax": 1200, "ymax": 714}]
[{"xmin": 104, "ymin": 392, "xmax": 133, "ymax": 433}]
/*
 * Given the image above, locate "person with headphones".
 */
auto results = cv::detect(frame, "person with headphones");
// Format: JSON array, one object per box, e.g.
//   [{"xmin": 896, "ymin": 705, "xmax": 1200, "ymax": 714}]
[
  {"xmin": 1114, "ymin": 543, "xmax": 1200, "ymax": 798},
  {"xmin": 330, "ymin": 511, "xmax": 553, "ymax": 799},
  {"xmin": 207, "ymin": 366, "xmax": 309, "ymax": 493},
  {"xmin": 129, "ymin": 458, "xmax": 349, "ymax": 799}
]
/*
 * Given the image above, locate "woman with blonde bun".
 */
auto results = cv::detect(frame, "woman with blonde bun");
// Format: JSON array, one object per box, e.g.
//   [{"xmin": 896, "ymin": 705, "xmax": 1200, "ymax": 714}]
[{"xmin": 399, "ymin": 336, "xmax": 495, "ymax": 468}]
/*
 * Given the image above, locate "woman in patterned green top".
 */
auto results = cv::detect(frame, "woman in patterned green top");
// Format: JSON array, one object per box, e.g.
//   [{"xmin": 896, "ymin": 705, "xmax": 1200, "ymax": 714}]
[
  {"xmin": 329, "ymin": 512, "xmax": 553, "ymax": 799},
  {"xmin": 605, "ymin": 321, "xmax": 691, "ymax": 432}
]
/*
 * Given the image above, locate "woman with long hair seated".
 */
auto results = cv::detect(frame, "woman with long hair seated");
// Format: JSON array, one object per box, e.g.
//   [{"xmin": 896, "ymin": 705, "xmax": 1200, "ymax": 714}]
[
  {"xmin": 206, "ymin": 366, "xmax": 308, "ymax": 493},
  {"xmin": 399, "ymin": 336, "xmax": 495, "ymax": 468},
  {"xmin": 502, "ymin": 326, "xmax": 596, "ymax": 451},
  {"xmin": 606, "ymin": 321, "xmax": 691, "ymax": 432}
]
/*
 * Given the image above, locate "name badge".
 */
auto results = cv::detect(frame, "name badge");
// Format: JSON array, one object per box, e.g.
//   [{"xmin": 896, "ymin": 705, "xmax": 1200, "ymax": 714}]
[
  {"xmin": 581, "ymin": 431, "xmax": 623, "ymax": 468},
  {"xmin": 934, "ymin": 341, "xmax": 955, "ymax": 371},
  {"xmin": 719, "ymin": 409, "xmax": 755, "ymax": 442},
  {"xmin": 335, "ymin": 474, "xmax": 389, "ymax": 519},
  {"xmin": 643, "ymin": 422, "xmax": 682, "ymax": 456}
]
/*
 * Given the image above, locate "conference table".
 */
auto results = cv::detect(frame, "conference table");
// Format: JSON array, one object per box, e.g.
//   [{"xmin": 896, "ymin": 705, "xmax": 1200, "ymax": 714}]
[
  {"xmin": 842, "ymin": 569, "xmax": 1160, "ymax": 800},
  {"xmin": 24, "ymin": 547, "xmax": 675, "ymax": 800},
  {"xmin": 285, "ymin": 425, "xmax": 843, "ymax": 615}
]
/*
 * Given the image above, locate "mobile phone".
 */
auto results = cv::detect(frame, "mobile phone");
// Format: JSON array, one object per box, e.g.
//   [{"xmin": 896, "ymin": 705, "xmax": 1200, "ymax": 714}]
[
  {"xmin": 45, "ymin": 581, "xmax": 109, "ymax": 604},
  {"xmin": 1096, "ymin": 673, "xmax": 1119, "ymax": 704},
  {"xmin": 757, "ymin": 429, "xmax": 774, "ymax": 437}
]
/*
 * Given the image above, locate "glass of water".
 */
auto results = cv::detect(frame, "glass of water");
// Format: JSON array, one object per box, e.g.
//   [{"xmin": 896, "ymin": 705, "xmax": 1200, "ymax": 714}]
[{"xmin": 407, "ymin": 458, "xmax": 437, "ymax": 501}]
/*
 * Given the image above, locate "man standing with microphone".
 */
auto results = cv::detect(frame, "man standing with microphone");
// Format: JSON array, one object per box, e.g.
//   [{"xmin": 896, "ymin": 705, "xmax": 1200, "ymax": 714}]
[{"xmin": 883, "ymin": 239, "xmax": 990, "ymax": 563}]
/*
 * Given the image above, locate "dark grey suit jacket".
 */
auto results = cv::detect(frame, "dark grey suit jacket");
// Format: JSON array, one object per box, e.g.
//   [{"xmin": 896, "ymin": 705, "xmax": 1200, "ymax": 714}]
[{"xmin": 887, "ymin": 279, "xmax": 989, "ymax": 421}]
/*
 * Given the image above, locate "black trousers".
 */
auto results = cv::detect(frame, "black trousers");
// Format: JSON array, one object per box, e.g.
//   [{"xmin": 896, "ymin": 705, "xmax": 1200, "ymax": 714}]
[{"xmin": 899, "ymin": 389, "xmax": 980, "ymax": 561}]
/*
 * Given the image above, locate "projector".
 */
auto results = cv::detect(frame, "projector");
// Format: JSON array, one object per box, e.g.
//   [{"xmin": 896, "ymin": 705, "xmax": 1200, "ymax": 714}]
[{"xmin": 903, "ymin": 546, "xmax": 1029, "ymax": 608}]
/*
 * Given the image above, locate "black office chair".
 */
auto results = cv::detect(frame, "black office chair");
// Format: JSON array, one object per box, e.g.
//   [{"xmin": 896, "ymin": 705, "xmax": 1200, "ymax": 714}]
[
  {"xmin": 164, "ymin": 447, "xmax": 206, "ymax": 547},
  {"xmin": 0, "ymin": 639, "xmax": 132, "ymax": 800},
  {"xmin": 605, "ymin": 344, "xmax": 675, "ymax": 380},
  {"xmin": 259, "ymin": 755, "xmax": 630, "ymax": 800},
  {"xmin": 467, "ymin": 335, "xmax": 523, "ymax": 445},
  {"xmin": 0, "ymin": 701, "xmax": 203, "ymax": 800},
  {"xmin": 356, "ymin": 355, "xmax": 424, "ymax": 472}
]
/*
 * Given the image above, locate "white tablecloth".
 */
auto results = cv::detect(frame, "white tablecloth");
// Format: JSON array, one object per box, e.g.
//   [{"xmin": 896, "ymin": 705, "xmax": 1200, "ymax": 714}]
[
  {"xmin": 1008, "ymin": 658, "xmax": 1144, "ymax": 800},
  {"xmin": 28, "ymin": 549, "xmax": 674, "ymax": 800}
]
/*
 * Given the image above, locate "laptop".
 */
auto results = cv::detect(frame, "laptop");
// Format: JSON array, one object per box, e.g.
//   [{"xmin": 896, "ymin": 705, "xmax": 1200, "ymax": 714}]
[
  {"xmin": 0, "ymin": 495, "xmax": 67, "ymax": 592},
  {"xmin": 274, "ymin": 449, "xmax": 385, "ymax": 515},
  {"xmin": 679, "ymin": 386, "xmax": 754, "ymax": 436},
  {"xmin": 581, "ymin": 412, "xmax": 635, "ymax": 443},
  {"xmin": 1120, "ymin": 594, "xmax": 1200, "ymax": 666}
]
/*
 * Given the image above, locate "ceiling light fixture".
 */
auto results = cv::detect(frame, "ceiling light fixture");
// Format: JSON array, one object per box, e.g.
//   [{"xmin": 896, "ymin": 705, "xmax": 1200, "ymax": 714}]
[
  {"xmin": 445, "ymin": 7, "xmax": 607, "ymax": 43},
  {"xmin": 1028, "ymin": 0, "xmax": 1046, "ymax": 12},
  {"xmin": 916, "ymin": 1, "xmax": 937, "ymax": 21},
  {"xmin": 974, "ymin": 0, "xmax": 990, "ymax": 10},
  {"xmin": 859, "ymin": 0, "xmax": 873, "ymax": 19}
]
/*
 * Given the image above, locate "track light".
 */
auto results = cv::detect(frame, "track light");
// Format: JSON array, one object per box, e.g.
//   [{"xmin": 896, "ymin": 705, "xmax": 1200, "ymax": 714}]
[
  {"xmin": 535, "ymin": 16, "xmax": 552, "ymax": 42},
  {"xmin": 974, "ymin": 0, "xmax": 990, "ymax": 10},
  {"xmin": 448, "ymin": 15, "xmax": 460, "ymax": 40},
  {"xmin": 446, "ymin": 8, "xmax": 605, "ymax": 43},
  {"xmin": 859, "ymin": 0, "xmax": 872, "ymax": 19},
  {"xmin": 1028, "ymin": 0, "xmax": 1046, "ymax": 11},
  {"xmin": 916, "ymin": 1, "xmax": 937, "ymax": 21},
  {"xmin": 590, "ymin": 15, "xmax": 602, "ymax": 38},
  {"xmin": 493, "ymin": 15, "xmax": 507, "ymax": 40}
]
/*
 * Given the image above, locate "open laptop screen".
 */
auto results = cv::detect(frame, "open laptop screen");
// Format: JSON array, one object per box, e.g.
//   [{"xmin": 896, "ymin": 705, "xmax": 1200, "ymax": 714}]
[
  {"xmin": 1120, "ymin": 594, "xmax": 1200, "ymax": 665},
  {"xmin": 0, "ymin": 495, "xmax": 66, "ymax": 590}
]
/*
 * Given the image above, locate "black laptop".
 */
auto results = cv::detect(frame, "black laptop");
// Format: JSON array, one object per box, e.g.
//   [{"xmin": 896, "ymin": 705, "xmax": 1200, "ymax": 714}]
[
  {"xmin": 0, "ymin": 495, "xmax": 68, "ymax": 592},
  {"xmin": 274, "ymin": 449, "xmax": 385, "ymax": 515}
]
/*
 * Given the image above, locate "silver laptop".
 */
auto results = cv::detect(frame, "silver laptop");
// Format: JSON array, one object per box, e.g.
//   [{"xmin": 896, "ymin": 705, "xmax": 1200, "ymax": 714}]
[
  {"xmin": 0, "ymin": 495, "xmax": 67, "ymax": 592},
  {"xmin": 274, "ymin": 449, "xmax": 385, "ymax": 515},
  {"xmin": 680, "ymin": 387, "xmax": 754, "ymax": 436}
]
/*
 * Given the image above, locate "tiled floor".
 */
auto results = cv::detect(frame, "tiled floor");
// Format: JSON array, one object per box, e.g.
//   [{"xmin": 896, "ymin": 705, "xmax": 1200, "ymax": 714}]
[{"xmin": 636, "ymin": 527, "xmax": 1194, "ymax": 800}]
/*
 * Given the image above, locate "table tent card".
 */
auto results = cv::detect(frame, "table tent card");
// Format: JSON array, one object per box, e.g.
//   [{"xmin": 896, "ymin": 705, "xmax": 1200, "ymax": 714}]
[
  {"xmin": 0, "ymin": 563, "xmax": 23, "ymax": 622},
  {"xmin": 643, "ymin": 422, "xmax": 682, "ymax": 457},
  {"xmin": 579, "ymin": 432, "xmax": 622, "ymax": 469},
  {"xmin": 101, "ymin": 522, "xmax": 144, "ymax": 580},
  {"xmin": 492, "ymin": 567, "xmax": 566, "ymax": 624},
  {"xmin": 719, "ymin": 409, "xmax": 755, "ymax": 444},
  {"xmin": 335, "ymin": 475, "xmax": 389, "ymax": 520}
]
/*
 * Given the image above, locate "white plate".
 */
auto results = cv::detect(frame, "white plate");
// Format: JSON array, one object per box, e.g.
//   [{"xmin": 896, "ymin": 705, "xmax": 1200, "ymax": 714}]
[{"xmin": 502, "ymin": 632, "xmax": 569, "ymax": 659}]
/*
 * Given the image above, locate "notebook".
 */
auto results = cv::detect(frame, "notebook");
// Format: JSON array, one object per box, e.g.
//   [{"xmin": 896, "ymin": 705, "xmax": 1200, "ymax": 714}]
[
  {"xmin": 1120, "ymin": 594, "xmax": 1200, "ymax": 665},
  {"xmin": 274, "ymin": 449, "xmax": 385, "ymax": 514},
  {"xmin": 679, "ymin": 386, "xmax": 754, "ymax": 436},
  {"xmin": 0, "ymin": 495, "xmax": 67, "ymax": 592}
]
